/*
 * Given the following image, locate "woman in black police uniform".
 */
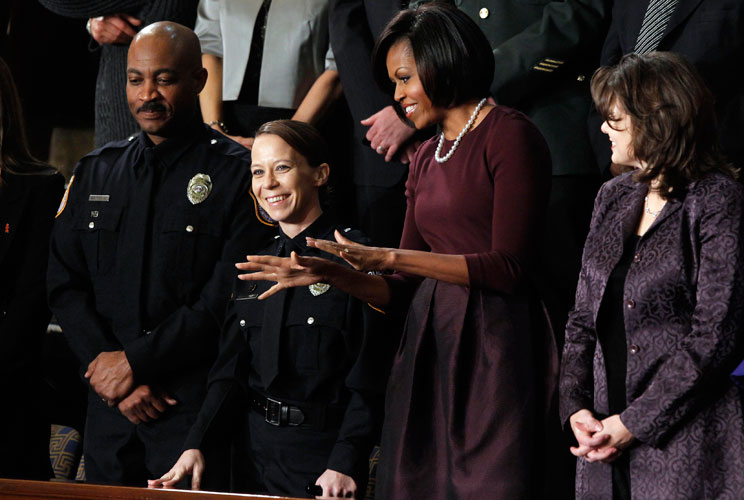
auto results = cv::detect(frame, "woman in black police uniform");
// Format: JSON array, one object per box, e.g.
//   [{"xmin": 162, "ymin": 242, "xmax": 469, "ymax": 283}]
[
  {"xmin": 0, "ymin": 57, "xmax": 64, "ymax": 480},
  {"xmin": 150, "ymin": 120, "xmax": 389, "ymax": 498}
]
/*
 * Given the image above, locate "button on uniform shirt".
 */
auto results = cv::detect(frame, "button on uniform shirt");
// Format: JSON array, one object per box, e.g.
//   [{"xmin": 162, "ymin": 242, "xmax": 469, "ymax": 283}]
[{"xmin": 48, "ymin": 122, "xmax": 275, "ymax": 403}]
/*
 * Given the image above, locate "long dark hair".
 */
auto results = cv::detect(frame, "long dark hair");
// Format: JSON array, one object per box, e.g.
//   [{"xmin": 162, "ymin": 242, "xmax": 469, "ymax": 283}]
[
  {"xmin": 0, "ymin": 57, "xmax": 51, "ymax": 182},
  {"xmin": 592, "ymin": 52, "xmax": 736, "ymax": 197}
]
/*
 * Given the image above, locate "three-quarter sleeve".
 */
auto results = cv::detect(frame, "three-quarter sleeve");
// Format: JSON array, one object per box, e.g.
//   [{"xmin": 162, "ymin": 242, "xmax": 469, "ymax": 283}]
[{"xmin": 464, "ymin": 112, "xmax": 551, "ymax": 292}]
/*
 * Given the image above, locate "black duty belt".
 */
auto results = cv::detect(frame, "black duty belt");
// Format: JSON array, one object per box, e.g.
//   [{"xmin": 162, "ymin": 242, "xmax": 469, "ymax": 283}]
[{"xmin": 245, "ymin": 387, "xmax": 344, "ymax": 431}]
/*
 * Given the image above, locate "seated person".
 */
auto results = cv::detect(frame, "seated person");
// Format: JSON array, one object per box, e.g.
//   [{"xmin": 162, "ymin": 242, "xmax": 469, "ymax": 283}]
[{"xmin": 150, "ymin": 120, "xmax": 392, "ymax": 498}]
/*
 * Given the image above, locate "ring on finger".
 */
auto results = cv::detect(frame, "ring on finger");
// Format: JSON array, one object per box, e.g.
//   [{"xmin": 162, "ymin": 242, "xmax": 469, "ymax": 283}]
[
  {"xmin": 343, "ymin": 248, "xmax": 350, "ymax": 254},
  {"xmin": 376, "ymin": 145, "xmax": 385, "ymax": 153}
]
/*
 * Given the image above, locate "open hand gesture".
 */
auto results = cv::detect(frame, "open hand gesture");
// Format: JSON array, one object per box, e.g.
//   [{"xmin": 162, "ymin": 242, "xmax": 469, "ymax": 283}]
[
  {"xmin": 236, "ymin": 251, "xmax": 340, "ymax": 300},
  {"xmin": 307, "ymin": 230, "xmax": 392, "ymax": 272}
]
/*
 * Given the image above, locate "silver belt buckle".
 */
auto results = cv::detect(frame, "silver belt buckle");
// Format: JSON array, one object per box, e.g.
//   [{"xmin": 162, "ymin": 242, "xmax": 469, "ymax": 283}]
[{"xmin": 265, "ymin": 397, "xmax": 283, "ymax": 426}]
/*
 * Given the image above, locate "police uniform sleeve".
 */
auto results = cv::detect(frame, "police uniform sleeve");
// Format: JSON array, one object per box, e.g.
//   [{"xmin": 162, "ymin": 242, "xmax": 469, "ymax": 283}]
[
  {"xmin": 122, "ymin": 165, "xmax": 274, "ymax": 383},
  {"xmin": 325, "ymin": 275, "xmax": 396, "ymax": 481},
  {"xmin": 48, "ymin": 165, "xmax": 123, "ymax": 367},
  {"xmin": 488, "ymin": 0, "xmax": 610, "ymax": 105},
  {"xmin": 181, "ymin": 291, "xmax": 246, "ymax": 451}
]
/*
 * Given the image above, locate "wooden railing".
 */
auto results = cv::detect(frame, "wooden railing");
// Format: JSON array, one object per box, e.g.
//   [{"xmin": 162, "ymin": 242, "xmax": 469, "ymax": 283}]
[{"xmin": 0, "ymin": 479, "xmax": 306, "ymax": 500}]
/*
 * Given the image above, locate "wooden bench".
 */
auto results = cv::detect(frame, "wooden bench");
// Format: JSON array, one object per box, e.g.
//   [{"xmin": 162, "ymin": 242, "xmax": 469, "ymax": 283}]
[{"xmin": 0, "ymin": 479, "xmax": 306, "ymax": 500}]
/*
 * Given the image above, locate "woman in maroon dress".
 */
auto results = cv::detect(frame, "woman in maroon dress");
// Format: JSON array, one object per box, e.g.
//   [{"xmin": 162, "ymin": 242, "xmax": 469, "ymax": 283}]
[{"xmin": 237, "ymin": 4, "xmax": 554, "ymax": 499}]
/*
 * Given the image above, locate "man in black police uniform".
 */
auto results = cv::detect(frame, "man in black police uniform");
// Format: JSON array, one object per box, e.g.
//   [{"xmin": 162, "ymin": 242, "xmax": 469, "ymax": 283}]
[{"xmin": 48, "ymin": 21, "xmax": 273, "ymax": 487}]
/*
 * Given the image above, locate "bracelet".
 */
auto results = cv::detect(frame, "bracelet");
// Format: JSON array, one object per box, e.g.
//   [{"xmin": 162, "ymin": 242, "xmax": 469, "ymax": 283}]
[{"xmin": 206, "ymin": 120, "xmax": 228, "ymax": 134}]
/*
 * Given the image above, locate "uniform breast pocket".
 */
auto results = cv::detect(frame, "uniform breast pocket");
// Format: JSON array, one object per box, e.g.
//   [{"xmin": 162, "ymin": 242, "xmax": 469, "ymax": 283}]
[
  {"xmin": 160, "ymin": 210, "xmax": 225, "ymax": 283},
  {"xmin": 284, "ymin": 290, "xmax": 348, "ymax": 373},
  {"xmin": 72, "ymin": 204, "xmax": 123, "ymax": 276}
]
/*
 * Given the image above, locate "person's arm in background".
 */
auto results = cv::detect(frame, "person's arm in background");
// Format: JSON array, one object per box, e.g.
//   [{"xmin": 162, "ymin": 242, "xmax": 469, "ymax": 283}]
[
  {"xmin": 88, "ymin": 13, "xmax": 142, "ymax": 45},
  {"xmin": 329, "ymin": 0, "xmax": 417, "ymax": 164},
  {"xmin": 292, "ymin": 46, "xmax": 343, "ymax": 126},
  {"xmin": 38, "ymin": 0, "xmax": 147, "ymax": 44},
  {"xmin": 486, "ymin": 0, "xmax": 611, "ymax": 105},
  {"xmin": 195, "ymin": 0, "xmax": 255, "ymax": 149}
]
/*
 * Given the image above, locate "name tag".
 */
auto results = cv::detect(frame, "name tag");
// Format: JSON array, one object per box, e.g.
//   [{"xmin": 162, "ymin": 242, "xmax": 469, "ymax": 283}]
[{"xmin": 88, "ymin": 194, "xmax": 110, "ymax": 202}]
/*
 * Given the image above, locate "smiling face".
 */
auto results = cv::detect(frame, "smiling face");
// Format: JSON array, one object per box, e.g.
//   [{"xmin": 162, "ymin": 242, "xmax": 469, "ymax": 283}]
[
  {"xmin": 126, "ymin": 31, "xmax": 206, "ymax": 144},
  {"xmin": 386, "ymin": 39, "xmax": 444, "ymax": 130},
  {"xmin": 250, "ymin": 133, "xmax": 329, "ymax": 238},
  {"xmin": 601, "ymin": 103, "xmax": 641, "ymax": 168}
]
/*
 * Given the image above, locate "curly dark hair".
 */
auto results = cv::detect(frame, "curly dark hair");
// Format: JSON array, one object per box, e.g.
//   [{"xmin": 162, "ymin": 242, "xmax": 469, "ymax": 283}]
[{"xmin": 591, "ymin": 52, "xmax": 736, "ymax": 198}]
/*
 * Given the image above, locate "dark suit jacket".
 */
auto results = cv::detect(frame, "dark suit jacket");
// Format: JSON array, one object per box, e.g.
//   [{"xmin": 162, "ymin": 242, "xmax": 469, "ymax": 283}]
[
  {"xmin": 329, "ymin": 0, "xmax": 410, "ymax": 187},
  {"xmin": 0, "ymin": 168, "xmax": 64, "ymax": 479},
  {"xmin": 457, "ymin": 0, "xmax": 612, "ymax": 176},
  {"xmin": 560, "ymin": 171, "xmax": 744, "ymax": 498},
  {"xmin": 590, "ymin": 0, "xmax": 744, "ymax": 173}
]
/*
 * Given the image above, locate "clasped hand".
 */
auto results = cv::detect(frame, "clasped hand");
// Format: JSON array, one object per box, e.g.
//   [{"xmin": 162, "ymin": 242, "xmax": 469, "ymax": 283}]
[
  {"xmin": 236, "ymin": 230, "xmax": 390, "ymax": 299},
  {"xmin": 569, "ymin": 409, "xmax": 635, "ymax": 463},
  {"xmin": 85, "ymin": 350, "xmax": 135, "ymax": 405}
]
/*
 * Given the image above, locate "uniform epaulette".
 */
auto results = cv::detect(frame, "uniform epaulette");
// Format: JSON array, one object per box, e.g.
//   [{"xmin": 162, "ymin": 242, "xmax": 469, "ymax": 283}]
[
  {"xmin": 79, "ymin": 136, "xmax": 135, "ymax": 161},
  {"xmin": 336, "ymin": 226, "xmax": 371, "ymax": 246},
  {"xmin": 204, "ymin": 128, "xmax": 252, "ymax": 163}
]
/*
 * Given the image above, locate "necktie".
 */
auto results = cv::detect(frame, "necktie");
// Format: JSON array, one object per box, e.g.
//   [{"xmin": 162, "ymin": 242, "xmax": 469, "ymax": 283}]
[
  {"xmin": 118, "ymin": 149, "xmax": 155, "ymax": 337},
  {"xmin": 259, "ymin": 239, "xmax": 288, "ymax": 389},
  {"xmin": 634, "ymin": 0, "xmax": 679, "ymax": 55}
]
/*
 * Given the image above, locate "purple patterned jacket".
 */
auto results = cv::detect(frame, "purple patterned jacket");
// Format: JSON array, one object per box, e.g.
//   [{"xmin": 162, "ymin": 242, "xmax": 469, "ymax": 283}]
[{"xmin": 560, "ymin": 171, "xmax": 744, "ymax": 499}]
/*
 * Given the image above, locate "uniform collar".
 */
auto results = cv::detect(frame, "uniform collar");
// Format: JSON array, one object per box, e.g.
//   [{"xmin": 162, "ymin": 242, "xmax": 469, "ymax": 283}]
[
  {"xmin": 132, "ymin": 118, "xmax": 207, "ymax": 170},
  {"xmin": 277, "ymin": 212, "xmax": 334, "ymax": 255}
]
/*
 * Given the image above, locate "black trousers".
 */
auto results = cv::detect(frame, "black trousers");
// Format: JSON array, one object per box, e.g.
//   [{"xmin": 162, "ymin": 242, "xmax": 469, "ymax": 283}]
[
  {"xmin": 83, "ymin": 390, "xmax": 229, "ymax": 489},
  {"xmin": 232, "ymin": 408, "xmax": 358, "ymax": 498}
]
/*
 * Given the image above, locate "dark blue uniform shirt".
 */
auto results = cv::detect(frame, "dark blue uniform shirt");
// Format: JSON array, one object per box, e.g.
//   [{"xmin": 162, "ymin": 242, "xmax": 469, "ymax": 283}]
[{"xmin": 48, "ymin": 122, "xmax": 275, "ymax": 403}]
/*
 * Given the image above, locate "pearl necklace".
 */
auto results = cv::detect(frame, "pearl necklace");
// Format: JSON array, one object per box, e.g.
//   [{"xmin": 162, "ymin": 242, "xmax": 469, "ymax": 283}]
[
  {"xmin": 644, "ymin": 195, "xmax": 662, "ymax": 218},
  {"xmin": 434, "ymin": 98, "xmax": 487, "ymax": 163}
]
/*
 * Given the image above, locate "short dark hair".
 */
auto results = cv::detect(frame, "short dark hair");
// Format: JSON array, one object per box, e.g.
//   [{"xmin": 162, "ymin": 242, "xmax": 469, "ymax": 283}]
[
  {"xmin": 255, "ymin": 119, "xmax": 329, "ymax": 168},
  {"xmin": 592, "ymin": 52, "xmax": 736, "ymax": 197},
  {"xmin": 372, "ymin": 2, "xmax": 494, "ymax": 111}
]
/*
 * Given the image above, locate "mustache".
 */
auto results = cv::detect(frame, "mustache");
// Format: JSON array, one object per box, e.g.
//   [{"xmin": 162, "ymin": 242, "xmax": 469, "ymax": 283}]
[{"xmin": 137, "ymin": 102, "xmax": 167, "ymax": 113}]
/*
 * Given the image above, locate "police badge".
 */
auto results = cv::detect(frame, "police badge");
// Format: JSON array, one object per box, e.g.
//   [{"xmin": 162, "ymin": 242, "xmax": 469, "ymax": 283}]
[
  {"xmin": 308, "ymin": 283, "xmax": 331, "ymax": 296},
  {"xmin": 187, "ymin": 174, "xmax": 212, "ymax": 205}
]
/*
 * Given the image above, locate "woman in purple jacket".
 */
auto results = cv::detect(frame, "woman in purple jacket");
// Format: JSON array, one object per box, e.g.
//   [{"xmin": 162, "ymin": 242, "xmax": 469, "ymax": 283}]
[{"xmin": 560, "ymin": 52, "xmax": 744, "ymax": 499}]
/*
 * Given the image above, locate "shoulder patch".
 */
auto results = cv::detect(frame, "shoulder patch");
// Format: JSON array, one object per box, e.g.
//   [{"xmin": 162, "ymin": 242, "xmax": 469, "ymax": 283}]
[
  {"xmin": 249, "ymin": 190, "xmax": 276, "ymax": 227},
  {"xmin": 55, "ymin": 175, "xmax": 75, "ymax": 218}
]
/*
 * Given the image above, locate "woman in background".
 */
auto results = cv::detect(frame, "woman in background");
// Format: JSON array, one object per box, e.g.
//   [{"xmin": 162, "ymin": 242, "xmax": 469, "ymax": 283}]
[
  {"xmin": 195, "ymin": 0, "xmax": 342, "ymax": 149},
  {"xmin": 560, "ymin": 52, "xmax": 744, "ymax": 499},
  {"xmin": 235, "ymin": 5, "xmax": 555, "ymax": 499},
  {"xmin": 0, "ymin": 57, "xmax": 64, "ymax": 479}
]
